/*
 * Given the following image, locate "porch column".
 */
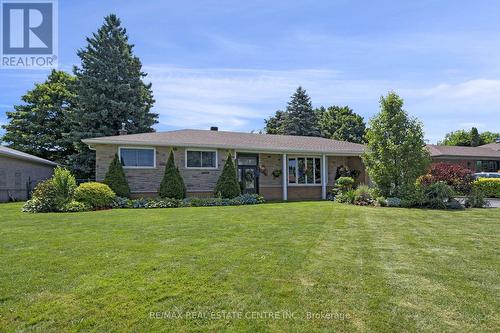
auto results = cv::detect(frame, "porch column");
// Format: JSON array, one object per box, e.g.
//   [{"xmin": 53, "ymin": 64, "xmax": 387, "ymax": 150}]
[
  {"xmin": 321, "ymin": 154, "xmax": 327, "ymax": 200},
  {"xmin": 282, "ymin": 153, "xmax": 288, "ymax": 201}
]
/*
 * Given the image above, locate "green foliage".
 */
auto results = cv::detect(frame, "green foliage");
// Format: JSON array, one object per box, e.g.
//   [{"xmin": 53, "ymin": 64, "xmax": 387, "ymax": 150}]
[
  {"xmin": 362, "ymin": 91, "xmax": 430, "ymax": 197},
  {"xmin": 439, "ymin": 128, "xmax": 500, "ymax": 146},
  {"xmin": 353, "ymin": 185, "xmax": 375, "ymax": 205},
  {"xmin": 60, "ymin": 201, "xmax": 89, "ymax": 213},
  {"xmin": 375, "ymin": 196, "xmax": 387, "ymax": 207},
  {"xmin": 159, "ymin": 151, "xmax": 186, "ymax": 199},
  {"xmin": 480, "ymin": 131, "xmax": 500, "ymax": 144},
  {"xmin": 52, "ymin": 167, "xmax": 77, "ymax": 207},
  {"xmin": 22, "ymin": 180, "xmax": 58, "ymax": 213},
  {"xmin": 317, "ymin": 105, "xmax": 366, "ymax": 143},
  {"xmin": 281, "ymin": 87, "xmax": 320, "ymax": 136},
  {"xmin": 422, "ymin": 182, "xmax": 455, "ymax": 209},
  {"xmin": 465, "ymin": 187, "xmax": 489, "ymax": 208},
  {"xmin": 1, "ymin": 70, "xmax": 76, "ymax": 165},
  {"xmin": 145, "ymin": 198, "xmax": 181, "ymax": 209},
  {"xmin": 74, "ymin": 182, "xmax": 116, "ymax": 209},
  {"xmin": 104, "ymin": 154, "xmax": 131, "ymax": 197},
  {"xmin": 473, "ymin": 178, "xmax": 500, "ymax": 198},
  {"xmin": 264, "ymin": 110, "xmax": 286, "ymax": 135},
  {"xmin": 336, "ymin": 177, "xmax": 355, "ymax": 190},
  {"xmin": 214, "ymin": 152, "xmax": 241, "ymax": 198},
  {"xmin": 68, "ymin": 14, "xmax": 158, "ymax": 178},
  {"xmin": 334, "ymin": 189, "xmax": 356, "ymax": 204},
  {"xmin": 470, "ymin": 127, "xmax": 481, "ymax": 147}
]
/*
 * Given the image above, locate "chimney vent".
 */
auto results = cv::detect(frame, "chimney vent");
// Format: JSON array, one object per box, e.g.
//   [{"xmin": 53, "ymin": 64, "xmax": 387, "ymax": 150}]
[
  {"xmin": 210, "ymin": 126, "xmax": 218, "ymax": 131},
  {"xmin": 119, "ymin": 123, "xmax": 128, "ymax": 136}
]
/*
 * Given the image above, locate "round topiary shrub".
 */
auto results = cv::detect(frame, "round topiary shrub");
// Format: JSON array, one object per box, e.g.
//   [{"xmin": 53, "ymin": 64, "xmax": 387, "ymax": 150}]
[{"xmin": 74, "ymin": 182, "xmax": 116, "ymax": 209}]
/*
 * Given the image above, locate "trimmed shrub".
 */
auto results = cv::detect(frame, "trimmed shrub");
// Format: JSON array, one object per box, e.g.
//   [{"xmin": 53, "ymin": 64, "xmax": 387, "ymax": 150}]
[
  {"xmin": 74, "ymin": 182, "xmax": 116, "ymax": 209},
  {"xmin": 214, "ymin": 152, "xmax": 241, "ymax": 199},
  {"xmin": 473, "ymin": 178, "xmax": 500, "ymax": 198},
  {"xmin": 23, "ymin": 180, "xmax": 58, "ymax": 212},
  {"xmin": 104, "ymin": 154, "xmax": 130, "ymax": 198},
  {"xmin": 159, "ymin": 150, "xmax": 186, "ymax": 199},
  {"xmin": 336, "ymin": 177, "xmax": 355, "ymax": 191},
  {"xmin": 428, "ymin": 163, "xmax": 474, "ymax": 194},
  {"xmin": 52, "ymin": 167, "xmax": 77, "ymax": 208},
  {"xmin": 465, "ymin": 187, "xmax": 489, "ymax": 208}
]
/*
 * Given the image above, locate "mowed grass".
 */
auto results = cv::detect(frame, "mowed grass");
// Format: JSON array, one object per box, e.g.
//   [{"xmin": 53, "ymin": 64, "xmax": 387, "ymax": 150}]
[{"xmin": 0, "ymin": 202, "xmax": 499, "ymax": 332}]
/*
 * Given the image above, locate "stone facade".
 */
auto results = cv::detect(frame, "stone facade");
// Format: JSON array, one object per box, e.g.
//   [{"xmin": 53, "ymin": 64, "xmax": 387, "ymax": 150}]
[
  {"xmin": 94, "ymin": 144, "xmax": 368, "ymax": 200},
  {"xmin": 95, "ymin": 144, "xmax": 234, "ymax": 196}
]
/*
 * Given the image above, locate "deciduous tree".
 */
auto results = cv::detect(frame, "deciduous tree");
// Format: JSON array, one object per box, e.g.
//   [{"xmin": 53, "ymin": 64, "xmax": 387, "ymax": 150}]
[{"xmin": 363, "ymin": 92, "xmax": 430, "ymax": 197}]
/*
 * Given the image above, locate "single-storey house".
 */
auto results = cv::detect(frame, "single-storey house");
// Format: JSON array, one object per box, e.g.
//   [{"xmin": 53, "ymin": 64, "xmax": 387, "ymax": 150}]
[
  {"xmin": 83, "ymin": 128, "xmax": 367, "ymax": 201},
  {"xmin": 83, "ymin": 129, "xmax": 500, "ymax": 201},
  {"xmin": 426, "ymin": 144, "xmax": 500, "ymax": 172},
  {"xmin": 0, "ymin": 146, "xmax": 58, "ymax": 202}
]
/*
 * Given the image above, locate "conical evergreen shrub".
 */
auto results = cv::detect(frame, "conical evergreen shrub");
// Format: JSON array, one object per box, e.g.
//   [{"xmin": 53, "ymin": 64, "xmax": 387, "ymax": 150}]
[
  {"xmin": 214, "ymin": 152, "xmax": 241, "ymax": 198},
  {"xmin": 159, "ymin": 150, "xmax": 186, "ymax": 199},
  {"xmin": 104, "ymin": 154, "xmax": 131, "ymax": 198}
]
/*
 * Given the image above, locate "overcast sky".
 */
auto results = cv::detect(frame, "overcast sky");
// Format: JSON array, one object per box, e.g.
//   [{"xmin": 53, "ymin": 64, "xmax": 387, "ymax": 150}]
[{"xmin": 1, "ymin": 0, "xmax": 500, "ymax": 143}]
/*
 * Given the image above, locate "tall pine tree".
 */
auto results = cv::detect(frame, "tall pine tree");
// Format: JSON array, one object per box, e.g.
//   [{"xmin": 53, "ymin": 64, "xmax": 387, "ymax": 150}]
[
  {"xmin": 281, "ymin": 87, "xmax": 319, "ymax": 136},
  {"xmin": 470, "ymin": 127, "xmax": 482, "ymax": 147},
  {"xmin": 1, "ymin": 70, "xmax": 76, "ymax": 164},
  {"xmin": 69, "ymin": 14, "xmax": 158, "ymax": 178}
]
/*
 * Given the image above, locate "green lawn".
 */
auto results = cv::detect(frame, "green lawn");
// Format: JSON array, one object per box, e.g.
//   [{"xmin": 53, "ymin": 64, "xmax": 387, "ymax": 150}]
[{"xmin": 0, "ymin": 202, "xmax": 499, "ymax": 332}]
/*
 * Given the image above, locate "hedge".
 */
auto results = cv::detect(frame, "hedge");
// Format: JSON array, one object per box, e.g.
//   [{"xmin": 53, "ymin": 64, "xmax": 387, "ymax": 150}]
[{"xmin": 473, "ymin": 178, "xmax": 500, "ymax": 198}]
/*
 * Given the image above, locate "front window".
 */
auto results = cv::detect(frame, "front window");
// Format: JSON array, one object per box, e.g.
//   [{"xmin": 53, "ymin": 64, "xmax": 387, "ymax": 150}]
[
  {"xmin": 476, "ymin": 160, "xmax": 499, "ymax": 172},
  {"xmin": 120, "ymin": 148, "xmax": 155, "ymax": 168},
  {"xmin": 186, "ymin": 150, "xmax": 217, "ymax": 168},
  {"xmin": 288, "ymin": 157, "xmax": 321, "ymax": 185}
]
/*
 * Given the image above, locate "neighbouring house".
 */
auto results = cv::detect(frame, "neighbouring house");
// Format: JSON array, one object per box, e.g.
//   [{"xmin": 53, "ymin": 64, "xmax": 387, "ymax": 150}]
[
  {"xmin": 427, "ymin": 143, "xmax": 500, "ymax": 172},
  {"xmin": 82, "ymin": 128, "xmax": 367, "ymax": 201},
  {"xmin": 0, "ymin": 146, "xmax": 58, "ymax": 202}
]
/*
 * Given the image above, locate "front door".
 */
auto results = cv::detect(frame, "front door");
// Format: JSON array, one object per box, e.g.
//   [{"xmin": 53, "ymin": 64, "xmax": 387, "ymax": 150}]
[{"xmin": 237, "ymin": 154, "xmax": 259, "ymax": 194}]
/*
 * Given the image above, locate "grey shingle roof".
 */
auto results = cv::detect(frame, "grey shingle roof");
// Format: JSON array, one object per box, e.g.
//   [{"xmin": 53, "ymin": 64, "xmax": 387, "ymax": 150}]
[
  {"xmin": 479, "ymin": 142, "xmax": 500, "ymax": 151},
  {"xmin": 426, "ymin": 144, "xmax": 500, "ymax": 159},
  {"xmin": 83, "ymin": 129, "xmax": 366, "ymax": 155},
  {"xmin": 0, "ymin": 146, "xmax": 58, "ymax": 166}
]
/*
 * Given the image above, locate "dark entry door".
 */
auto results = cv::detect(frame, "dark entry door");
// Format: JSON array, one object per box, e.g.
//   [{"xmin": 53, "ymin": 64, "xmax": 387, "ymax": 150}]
[
  {"xmin": 238, "ymin": 166, "xmax": 258, "ymax": 194},
  {"xmin": 237, "ymin": 154, "xmax": 259, "ymax": 194}
]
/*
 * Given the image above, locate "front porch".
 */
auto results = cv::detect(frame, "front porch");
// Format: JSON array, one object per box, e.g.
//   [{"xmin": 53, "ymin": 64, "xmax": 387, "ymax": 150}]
[{"xmin": 236, "ymin": 152, "xmax": 367, "ymax": 201}]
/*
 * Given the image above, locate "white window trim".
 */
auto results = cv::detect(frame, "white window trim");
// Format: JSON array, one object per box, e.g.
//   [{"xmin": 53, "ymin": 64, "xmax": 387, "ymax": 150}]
[
  {"xmin": 185, "ymin": 148, "xmax": 218, "ymax": 170},
  {"xmin": 288, "ymin": 156, "xmax": 322, "ymax": 186},
  {"xmin": 118, "ymin": 146, "xmax": 156, "ymax": 169}
]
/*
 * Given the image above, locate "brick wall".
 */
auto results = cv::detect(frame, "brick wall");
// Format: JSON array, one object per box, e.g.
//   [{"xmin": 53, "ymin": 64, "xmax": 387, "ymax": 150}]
[{"xmin": 95, "ymin": 144, "xmax": 233, "ymax": 195}]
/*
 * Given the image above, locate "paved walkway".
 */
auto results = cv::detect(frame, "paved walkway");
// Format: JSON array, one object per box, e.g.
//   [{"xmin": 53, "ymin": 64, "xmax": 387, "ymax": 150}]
[{"xmin": 487, "ymin": 198, "xmax": 500, "ymax": 208}]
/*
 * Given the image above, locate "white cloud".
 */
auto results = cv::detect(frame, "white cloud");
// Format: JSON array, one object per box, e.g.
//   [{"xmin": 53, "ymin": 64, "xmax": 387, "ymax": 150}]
[{"xmin": 144, "ymin": 65, "xmax": 500, "ymax": 143}]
